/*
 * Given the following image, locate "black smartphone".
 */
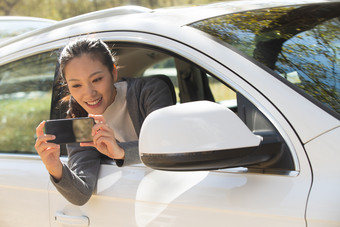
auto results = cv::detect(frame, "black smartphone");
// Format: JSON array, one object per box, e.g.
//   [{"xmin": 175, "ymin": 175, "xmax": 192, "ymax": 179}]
[{"xmin": 45, "ymin": 117, "xmax": 95, "ymax": 144}]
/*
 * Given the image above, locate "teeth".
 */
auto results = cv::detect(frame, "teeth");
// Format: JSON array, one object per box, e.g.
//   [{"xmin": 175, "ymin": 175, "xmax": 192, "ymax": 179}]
[{"xmin": 87, "ymin": 98, "xmax": 102, "ymax": 106}]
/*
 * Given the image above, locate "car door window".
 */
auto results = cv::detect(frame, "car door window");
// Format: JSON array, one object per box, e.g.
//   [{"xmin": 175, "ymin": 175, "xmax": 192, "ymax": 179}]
[
  {"xmin": 0, "ymin": 51, "xmax": 57, "ymax": 154},
  {"xmin": 276, "ymin": 17, "xmax": 339, "ymax": 113}
]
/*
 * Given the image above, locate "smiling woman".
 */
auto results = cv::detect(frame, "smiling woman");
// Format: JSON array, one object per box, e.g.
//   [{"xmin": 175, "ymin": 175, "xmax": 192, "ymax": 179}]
[
  {"xmin": 64, "ymin": 54, "xmax": 116, "ymax": 115},
  {"xmin": 34, "ymin": 38, "xmax": 176, "ymax": 205},
  {"xmin": 57, "ymin": 38, "xmax": 117, "ymax": 118}
]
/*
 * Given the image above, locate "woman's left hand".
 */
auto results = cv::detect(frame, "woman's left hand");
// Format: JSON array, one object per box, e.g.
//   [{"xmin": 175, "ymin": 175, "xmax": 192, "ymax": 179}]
[{"xmin": 80, "ymin": 114, "xmax": 125, "ymax": 160}]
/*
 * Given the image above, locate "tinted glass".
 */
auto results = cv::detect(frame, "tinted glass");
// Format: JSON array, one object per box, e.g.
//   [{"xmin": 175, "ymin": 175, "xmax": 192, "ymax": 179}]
[
  {"xmin": 0, "ymin": 52, "xmax": 57, "ymax": 153},
  {"xmin": 190, "ymin": 3, "xmax": 340, "ymax": 114}
]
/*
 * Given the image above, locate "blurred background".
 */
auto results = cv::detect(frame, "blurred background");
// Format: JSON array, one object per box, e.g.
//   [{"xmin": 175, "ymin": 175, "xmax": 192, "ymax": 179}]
[{"xmin": 0, "ymin": 0, "xmax": 228, "ymax": 20}]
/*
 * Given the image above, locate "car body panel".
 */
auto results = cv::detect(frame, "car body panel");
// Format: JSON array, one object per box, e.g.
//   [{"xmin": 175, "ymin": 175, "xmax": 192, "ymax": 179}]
[
  {"xmin": 305, "ymin": 126, "xmax": 340, "ymax": 226},
  {"xmin": 49, "ymin": 162, "xmax": 311, "ymax": 226},
  {"xmin": 0, "ymin": 155, "xmax": 50, "ymax": 227}
]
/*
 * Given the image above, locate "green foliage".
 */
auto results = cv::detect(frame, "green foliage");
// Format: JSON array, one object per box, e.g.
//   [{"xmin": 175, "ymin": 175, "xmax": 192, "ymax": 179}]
[
  {"xmin": 190, "ymin": 4, "xmax": 340, "ymax": 114},
  {"xmin": 0, "ymin": 0, "xmax": 227, "ymax": 20},
  {"xmin": 0, "ymin": 94, "xmax": 51, "ymax": 153}
]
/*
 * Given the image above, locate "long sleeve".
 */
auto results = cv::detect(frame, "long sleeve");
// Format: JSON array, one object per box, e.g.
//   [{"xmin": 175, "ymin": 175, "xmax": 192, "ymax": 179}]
[{"xmin": 51, "ymin": 144, "xmax": 102, "ymax": 206}]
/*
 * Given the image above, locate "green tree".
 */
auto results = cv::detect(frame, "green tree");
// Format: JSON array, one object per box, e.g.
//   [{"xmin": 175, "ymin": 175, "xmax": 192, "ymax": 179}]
[
  {"xmin": 0, "ymin": 0, "xmax": 226, "ymax": 20},
  {"xmin": 0, "ymin": 0, "xmax": 20, "ymax": 15},
  {"xmin": 190, "ymin": 3, "xmax": 340, "ymax": 113}
]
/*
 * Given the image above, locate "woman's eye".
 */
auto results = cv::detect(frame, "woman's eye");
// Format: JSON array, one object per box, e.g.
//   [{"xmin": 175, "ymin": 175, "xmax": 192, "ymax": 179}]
[
  {"xmin": 72, "ymin": 84, "xmax": 81, "ymax": 88},
  {"xmin": 93, "ymin": 77, "xmax": 102, "ymax": 83}
]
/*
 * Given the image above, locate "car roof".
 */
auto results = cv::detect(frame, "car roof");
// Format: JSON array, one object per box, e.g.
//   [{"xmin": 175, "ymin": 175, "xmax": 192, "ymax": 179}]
[{"xmin": 0, "ymin": 0, "xmax": 338, "ymax": 58}]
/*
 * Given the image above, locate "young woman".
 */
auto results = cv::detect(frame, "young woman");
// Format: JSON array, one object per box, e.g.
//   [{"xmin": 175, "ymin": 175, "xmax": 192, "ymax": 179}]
[{"xmin": 35, "ymin": 38, "xmax": 175, "ymax": 205}]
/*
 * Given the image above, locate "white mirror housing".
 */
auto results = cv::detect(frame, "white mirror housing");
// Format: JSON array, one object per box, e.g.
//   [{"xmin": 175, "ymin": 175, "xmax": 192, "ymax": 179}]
[{"xmin": 139, "ymin": 101, "xmax": 264, "ymax": 171}]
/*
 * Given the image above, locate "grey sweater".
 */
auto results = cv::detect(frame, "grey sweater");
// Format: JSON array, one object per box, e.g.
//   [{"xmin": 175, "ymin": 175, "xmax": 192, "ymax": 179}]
[{"xmin": 51, "ymin": 76, "xmax": 175, "ymax": 205}]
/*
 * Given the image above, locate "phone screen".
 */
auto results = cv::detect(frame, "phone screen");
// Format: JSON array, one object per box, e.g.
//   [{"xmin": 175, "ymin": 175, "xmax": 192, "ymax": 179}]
[{"xmin": 45, "ymin": 117, "xmax": 94, "ymax": 144}]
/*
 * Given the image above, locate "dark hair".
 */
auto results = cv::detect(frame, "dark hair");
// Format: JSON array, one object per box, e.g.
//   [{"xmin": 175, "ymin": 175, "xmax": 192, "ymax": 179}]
[{"xmin": 58, "ymin": 38, "xmax": 115, "ymax": 118}]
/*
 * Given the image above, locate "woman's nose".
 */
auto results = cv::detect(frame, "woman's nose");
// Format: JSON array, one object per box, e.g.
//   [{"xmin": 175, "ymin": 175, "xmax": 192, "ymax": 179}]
[{"xmin": 86, "ymin": 84, "xmax": 97, "ymax": 96}]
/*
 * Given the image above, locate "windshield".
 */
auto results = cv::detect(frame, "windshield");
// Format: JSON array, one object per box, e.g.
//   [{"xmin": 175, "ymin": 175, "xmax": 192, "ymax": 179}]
[{"xmin": 189, "ymin": 3, "xmax": 340, "ymax": 114}]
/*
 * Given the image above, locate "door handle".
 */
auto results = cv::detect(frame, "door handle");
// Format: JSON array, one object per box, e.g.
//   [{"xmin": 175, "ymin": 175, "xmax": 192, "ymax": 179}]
[{"xmin": 55, "ymin": 211, "xmax": 89, "ymax": 226}]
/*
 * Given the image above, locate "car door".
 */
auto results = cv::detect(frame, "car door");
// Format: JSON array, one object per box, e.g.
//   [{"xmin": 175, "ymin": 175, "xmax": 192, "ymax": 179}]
[
  {"xmin": 48, "ymin": 32, "xmax": 312, "ymax": 227},
  {"xmin": 0, "ymin": 51, "xmax": 57, "ymax": 226}
]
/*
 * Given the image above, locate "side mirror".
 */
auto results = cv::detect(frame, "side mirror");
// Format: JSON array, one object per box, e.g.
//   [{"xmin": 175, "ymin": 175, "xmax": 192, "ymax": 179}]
[{"xmin": 139, "ymin": 101, "xmax": 264, "ymax": 171}]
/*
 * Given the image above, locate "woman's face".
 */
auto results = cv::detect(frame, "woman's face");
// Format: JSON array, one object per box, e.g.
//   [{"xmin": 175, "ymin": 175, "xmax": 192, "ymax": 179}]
[{"xmin": 64, "ymin": 54, "xmax": 116, "ymax": 115}]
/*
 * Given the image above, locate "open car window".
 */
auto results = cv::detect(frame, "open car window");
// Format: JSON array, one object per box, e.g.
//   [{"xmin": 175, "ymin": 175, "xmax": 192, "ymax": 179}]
[{"xmin": 50, "ymin": 42, "xmax": 295, "ymax": 172}]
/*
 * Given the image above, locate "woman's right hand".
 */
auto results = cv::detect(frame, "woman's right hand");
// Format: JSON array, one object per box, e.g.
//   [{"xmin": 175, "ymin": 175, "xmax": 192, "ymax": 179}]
[{"xmin": 35, "ymin": 121, "xmax": 63, "ymax": 181}]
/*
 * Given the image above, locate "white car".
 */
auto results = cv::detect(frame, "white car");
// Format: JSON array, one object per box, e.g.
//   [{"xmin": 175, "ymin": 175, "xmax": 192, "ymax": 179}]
[{"xmin": 0, "ymin": 1, "xmax": 339, "ymax": 226}]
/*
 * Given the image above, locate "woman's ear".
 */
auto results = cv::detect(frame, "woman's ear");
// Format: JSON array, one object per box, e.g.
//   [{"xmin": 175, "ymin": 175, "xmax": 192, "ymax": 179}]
[{"xmin": 112, "ymin": 64, "xmax": 118, "ymax": 82}]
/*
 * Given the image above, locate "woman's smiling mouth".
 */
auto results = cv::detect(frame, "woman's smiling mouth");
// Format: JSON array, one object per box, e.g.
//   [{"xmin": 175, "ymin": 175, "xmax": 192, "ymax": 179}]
[{"xmin": 86, "ymin": 97, "xmax": 103, "ymax": 106}]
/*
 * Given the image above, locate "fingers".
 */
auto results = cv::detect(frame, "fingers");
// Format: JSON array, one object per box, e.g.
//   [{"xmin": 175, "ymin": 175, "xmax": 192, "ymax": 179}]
[
  {"xmin": 80, "ymin": 121, "xmax": 113, "ymax": 148},
  {"xmin": 80, "ymin": 115, "xmax": 112, "ymax": 148},
  {"xmin": 35, "ymin": 138, "xmax": 60, "ymax": 158},
  {"xmin": 35, "ymin": 120, "xmax": 60, "ymax": 156},
  {"xmin": 80, "ymin": 142, "xmax": 95, "ymax": 147},
  {"xmin": 36, "ymin": 139, "xmax": 60, "ymax": 153},
  {"xmin": 92, "ymin": 124, "xmax": 113, "ymax": 145},
  {"xmin": 92, "ymin": 128, "xmax": 112, "ymax": 142},
  {"xmin": 92, "ymin": 121, "xmax": 112, "ymax": 137},
  {"xmin": 94, "ymin": 136, "xmax": 124, "ymax": 159},
  {"xmin": 88, "ymin": 114, "xmax": 108, "ymax": 136},
  {"xmin": 36, "ymin": 121, "xmax": 46, "ymax": 137},
  {"xmin": 86, "ymin": 114, "xmax": 123, "ymax": 159},
  {"xmin": 35, "ymin": 121, "xmax": 62, "ymax": 180},
  {"xmin": 35, "ymin": 120, "xmax": 57, "ymax": 148},
  {"xmin": 88, "ymin": 114, "xmax": 106, "ymax": 124},
  {"xmin": 35, "ymin": 134, "xmax": 56, "ymax": 150}
]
